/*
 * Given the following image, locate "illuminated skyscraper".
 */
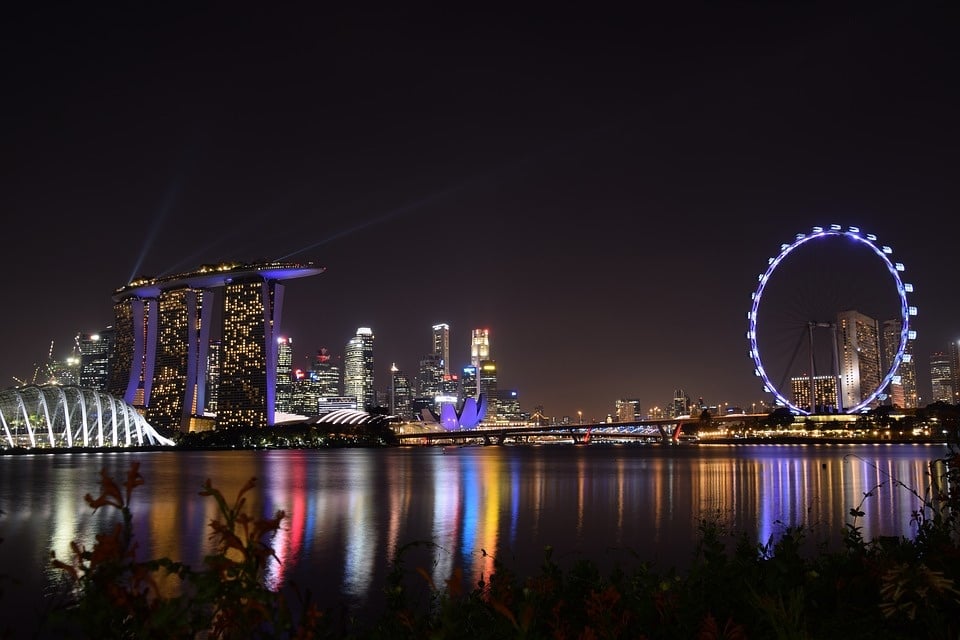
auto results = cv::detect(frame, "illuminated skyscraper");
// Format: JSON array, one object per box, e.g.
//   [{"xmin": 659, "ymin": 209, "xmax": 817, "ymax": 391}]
[
  {"xmin": 217, "ymin": 277, "xmax": 276, "ymax": 429},
  {"xmin": 615, "ymin": 399, "xmax": 641, "ymax": 422},
  {"xmin": 205, "ymin": 339, "xmax": 221, "ymax": 414},
  {"xmin": 950, "ymin": 339, "xmax": 960, "ymax": 404},
  {"xmin": 837, "ymin": 310, "xmax": 881, "ymax": 410},
  {"xmin": 146, "ymin": 287, "xmax": 211, "ymax": 431},
  {"xmin": 78, "ymin": 328, "xmax": 114, "ymax": 391},
  {"xmin": 417, "ymin": 354, "xmax": 442, "ymax": 398},
  {"xmin": 432, "ymin": 323, "xmax": 450, "ymax": 376},
  {"xmin": 479, "ymin": 359, "xmax": 497, "ymax": 420},
  {"xmin": 461, "ymin": 365, "xmax": 478, "ymax": 400},
  {"xmin": 880, "ymin": 318, "xmax": 918, "ymax": 409},
  {"xmin": 275, "ymin": 336, "xmax": 294, "ymax": 413},
  {"xmin": 791, "ymin": 375, "xmax": 839, "ymax": 412},
  {"xmin": 107, "ymin": 296, "xmax": 155, "ymax": 407},
  {"xmin": 930, "ymin": 351, "xmax": 954, "ymax": 404},
  {"xmin": 390, "ymin": 364, "xmax": 412, "ymax": 419},
  {"xmin": 470, "ymin": 328, "xmax": 490, "ymax": 368},
  {"xmin": 344, "ymin": 327, "xmax": 375, "ymax": 410},
  {"xmin": 900, "ymin": 347, "xmax": 919, "ymax": 409},
  {"xmin": 291, "ymin": 347, "xmax": 342, "ymax": 415},
  {"xmin": 496, "ymin": 389, "xmax": 521, "ymax": 422},
  {"xmin": 671, "ymin": 389, "xmax": 690, "ymax": 417},
  {"xmin": 110, "ymin": 261, "xmax": 324, "ymax": 431}
]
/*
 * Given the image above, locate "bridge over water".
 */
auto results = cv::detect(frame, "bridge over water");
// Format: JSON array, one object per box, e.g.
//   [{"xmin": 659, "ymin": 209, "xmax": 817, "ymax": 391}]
[{"xmin": 395, "ymin": 413, "xmax": 768, "ymax": 446}]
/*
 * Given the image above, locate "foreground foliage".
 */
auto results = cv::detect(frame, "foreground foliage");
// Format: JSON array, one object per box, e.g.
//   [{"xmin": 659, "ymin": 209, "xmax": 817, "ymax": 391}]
[{"xmin": 2, "ymin": 446, "xmax": 958, "ymax": 639}]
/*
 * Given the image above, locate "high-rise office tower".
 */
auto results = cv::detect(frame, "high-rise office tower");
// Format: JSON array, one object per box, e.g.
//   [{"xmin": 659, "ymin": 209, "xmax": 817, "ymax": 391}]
[
  {"xmin": 417, "ymin": 354, "xmax": 442, "ymax": 398},
  {"xmin": 470, "ymin": 328, "xmax": 490, "ymax": 368},
  {"xmin": 880, "ymin": 318, "xmax": 919, "ymax": 409},
  {"xmin": 439, "ymin": 374, "xmax": 460, "ymax": 398},
  {"xmin": 671, "ymin": 389, "xmax": 690, "ymax": 418},
  {"xmin": 495, "ymin": 389, "xmax": 521, "ymax": 422},
  {"xmin": 393, "ymin": 368, "xmax": 412, "ymax": 419},
  {"xmin": 78, "ymin": 328, "xmax": 114, "ymax": 391},
  {"xmin": 900, "ymin": 345, "xmax": 919, "ymax": 409},
  {"xmin": 929, "ymin": 351, "xmax": 954, "ymax": 404},
  {"xmin": 290, "ymin": 369, "xmax": 314, "ymax": 415},
  {"xmin": 289, "ymin": 348, "xmax": 340, "ymax": 416},
  {"xmin": 344, "ymin": 327, "xmax": 375, "ymax": 410},
  {"xmin": 389, "ymin": 363, "xmax": 413, "ymax": 419},
  {"xmin": 478, "ymin": 359, "xmax": 497, "ymax": 420},
  {"xmin": 432, "ymin": 323, "xmax": 450, "ymax": 376},
  {"xmin": 949, "ymin": 339, "xmax": 960, "ymax": 404},
  {"xmin": 275, "ymin": 336, "xmax": 294, "ymax": 414},
  {"xmin": 311, "ymin": 348, "xmax": 341, "ymax": 398},
  {"xmin": 461, "ymin": 365, "xmax": 478, "ymax": 400},
  {"xmin": 109, "ymin": 262, "xmax": 323, "ymax": 431},
  {"xmin": 205, "ymin": 339, "xmax": 221, "ymax": 414},
  {"xmin": 836, "ymin": 310, "xmax": 881, "ymax": 410},
  {"xmin": 615, "ymin": 399, "xmax": 641, "ymax": 422},
  {"xmin": 791, "ymin": 375, "xmax": 839, "ymax": 412}
]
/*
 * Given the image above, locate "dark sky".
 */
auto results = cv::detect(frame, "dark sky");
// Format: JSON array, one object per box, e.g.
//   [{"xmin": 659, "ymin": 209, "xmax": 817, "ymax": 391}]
[{"xmin": 3, "ymin": 3, "xmax": 958, "ymax": 421}]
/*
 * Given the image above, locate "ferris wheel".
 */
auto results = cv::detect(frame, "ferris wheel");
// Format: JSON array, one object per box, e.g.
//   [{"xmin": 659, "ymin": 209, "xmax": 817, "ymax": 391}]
[{"xmin": 747, "ymin": 225, "xmax": 916, "ymax": 415}]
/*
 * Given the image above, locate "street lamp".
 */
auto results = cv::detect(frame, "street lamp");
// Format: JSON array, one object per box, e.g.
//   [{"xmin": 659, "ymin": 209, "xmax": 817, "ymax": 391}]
[{"xmin": 578, "ymin": 410, "xmax": 583, "ymax": 425}]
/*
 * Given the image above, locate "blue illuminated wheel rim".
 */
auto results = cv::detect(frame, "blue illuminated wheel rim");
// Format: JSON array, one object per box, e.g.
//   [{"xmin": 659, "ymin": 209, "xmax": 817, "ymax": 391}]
[{"xmin": 747, "ymin": 225, "xmax": 914, "ymax": 415}]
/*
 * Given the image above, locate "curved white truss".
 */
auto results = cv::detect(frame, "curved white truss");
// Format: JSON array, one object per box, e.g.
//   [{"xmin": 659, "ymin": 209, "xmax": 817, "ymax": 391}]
[
  {"xmin": 0, "ymin": 384, "xmax": 175, "ymax": 449},
  {"xmin": 314, "ymin": 408, "xmax": 384, "ymax": 426}
]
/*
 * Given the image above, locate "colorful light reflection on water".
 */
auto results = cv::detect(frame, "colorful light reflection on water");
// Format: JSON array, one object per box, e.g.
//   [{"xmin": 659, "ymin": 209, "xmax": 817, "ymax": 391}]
[{"xmin": 0, "ymin": 443, "xmax": 950, "ymax": 637}]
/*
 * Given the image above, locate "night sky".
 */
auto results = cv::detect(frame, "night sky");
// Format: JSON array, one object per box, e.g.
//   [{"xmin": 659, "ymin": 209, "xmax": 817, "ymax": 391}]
[{"xmin": 3, "ymin": 3, "xmax": 958, "ymax": 421}]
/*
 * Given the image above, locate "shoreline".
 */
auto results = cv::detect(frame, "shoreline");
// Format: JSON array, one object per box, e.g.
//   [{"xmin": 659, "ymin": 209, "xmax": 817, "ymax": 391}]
[{"xmin": 1, "ymin": 437, "xmax": 954, "ymax": 455}]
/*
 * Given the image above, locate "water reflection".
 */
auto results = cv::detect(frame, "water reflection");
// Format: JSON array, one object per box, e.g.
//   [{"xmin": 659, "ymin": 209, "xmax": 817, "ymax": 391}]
[{"xmin": 0, "ymin": 442, "xmax": 950, "ymax": 635}]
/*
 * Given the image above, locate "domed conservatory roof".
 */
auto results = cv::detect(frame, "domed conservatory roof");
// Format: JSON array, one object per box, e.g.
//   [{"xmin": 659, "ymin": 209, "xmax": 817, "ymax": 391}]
[{"xmin": 0, "ymin": 384, "xmax": 175, "ymax": 450}]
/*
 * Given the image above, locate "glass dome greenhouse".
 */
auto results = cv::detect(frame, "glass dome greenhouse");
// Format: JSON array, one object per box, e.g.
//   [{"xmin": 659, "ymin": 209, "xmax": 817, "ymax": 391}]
[{"xmin": 0, "ymin": 384, "xmax": 174, "ymax": 449}]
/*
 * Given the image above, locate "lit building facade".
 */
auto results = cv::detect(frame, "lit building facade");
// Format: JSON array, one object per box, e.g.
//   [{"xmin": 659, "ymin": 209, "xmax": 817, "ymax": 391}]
[
  {"xmin": 146, "ymin": 287, "xmax": 211, "ymax": 431},
  {"xmin": 108, "ymin": 261, "xmax": 324, "ymax": 431},
  {"xmin": 929, "ymin": 351, "xmax": 954, "ymax": 404},
  {"xmin": 390, "ymin": 364, "xmax": 412, "ymax": 419},
  {"xmin": 790, "ymin": 375, "xmax": 839, "ymax": 413},
  {"xmin": 461, "ymin": 365, "xmax": 478, "ymax": 400},
  {"xmin": 432, "ymin": 323, "xmax": 450, "ymax": 376},
  {"xmin": 950, "ymin": 339, "xmax": 960, "ymax": 404},
  {"xmin": 671, "ymin": 389, "xmax": 690, "ymax": 417},
  {"xmin": 880, "ymin": 318, "xmax": 918, "ymax": 409},
  {"xmin": 495, "ymin": 389, "xmax": 522, "ymax": 422},
  {"xmin": 344, "ymin": 327, "xmax": 375, "ymax": 410},
  {"xmin": 615, "ymin": 399, "xmax": 641, "ymax": 422},
  {"xmin": 107, "ymin": 297, "xmax": 154, "ymax": 407},
  {"xmin": 478, "ymin": 359, "xmax": 497, "ymax": 421},
  {"xmin": 217, "ymin": 277, "xmax": 276, "ymax": 429},
  {"xmin": 417, "ymin": 354, "xmax": 442, "ymax": 398},
  {"xmin": 470, "ymin": 328, "xmax": 490, "ymax": 368},
  {"xmin": 275, "ymin": 336, "xmax": 294, "ymax": 414},
  {"xmin": 78, "ymin": 328, "xmax": 114, "ymax": 392},
  {"xmin": 837, "ymin": 310, "xmax": 881, "ymax": 410},
  {"xmin": 205, "ymin": 339, "xmax": 220, "ymax": 414},
  {"xmin": 288, "ymin": 348, "xmax": 344, "ymax": 416}
]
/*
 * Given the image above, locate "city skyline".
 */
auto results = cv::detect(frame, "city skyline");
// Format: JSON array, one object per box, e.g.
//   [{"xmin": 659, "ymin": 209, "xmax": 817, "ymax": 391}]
[{"xmin": 3, "ymin": 4, "xmax": 959, "ymax": 421}]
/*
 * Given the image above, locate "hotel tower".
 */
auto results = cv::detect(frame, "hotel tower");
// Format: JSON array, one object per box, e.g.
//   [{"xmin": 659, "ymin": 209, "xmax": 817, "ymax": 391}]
[{"xmin": 108, "ymin": 261, "xmax": 324, "ymax": 432}]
